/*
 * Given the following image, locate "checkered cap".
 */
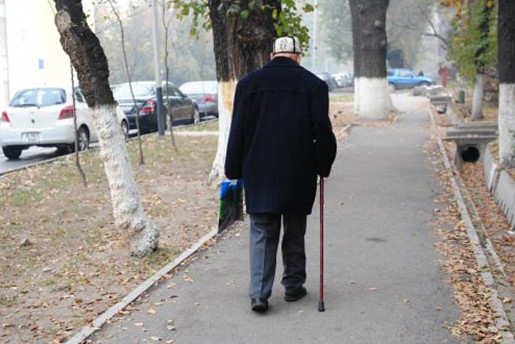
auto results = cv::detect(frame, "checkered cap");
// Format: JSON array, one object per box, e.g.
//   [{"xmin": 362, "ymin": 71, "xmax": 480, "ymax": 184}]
[{"xmin": 272, "ymin": 36, "xmax": 302, "ymax": 54}]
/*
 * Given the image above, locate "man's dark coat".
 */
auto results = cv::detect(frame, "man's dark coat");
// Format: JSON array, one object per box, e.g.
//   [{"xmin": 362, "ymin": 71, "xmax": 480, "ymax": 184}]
[{"xmin": 225, "ymin": 57, "xmax": 337, "ymax": 215}]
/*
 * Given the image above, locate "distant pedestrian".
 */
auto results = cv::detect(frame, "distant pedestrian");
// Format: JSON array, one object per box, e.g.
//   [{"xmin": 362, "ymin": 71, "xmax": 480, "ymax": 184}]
[
  {"xmin": 438, "ymin": 63, "xmax": 449, "ymax": 87},
  {"xmin": 225, "ymin": 36, "xmax": 337, "ymax": 312}
]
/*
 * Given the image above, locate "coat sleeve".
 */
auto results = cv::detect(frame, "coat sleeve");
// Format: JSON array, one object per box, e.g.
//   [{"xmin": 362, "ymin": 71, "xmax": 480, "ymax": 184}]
[
  {"xmin": 224, "ymin": 81, "xmax": 246, "ymax": 179},
  {"xmin": 310, "ymin": 82, "xmax": 337, "ymax": 178}
]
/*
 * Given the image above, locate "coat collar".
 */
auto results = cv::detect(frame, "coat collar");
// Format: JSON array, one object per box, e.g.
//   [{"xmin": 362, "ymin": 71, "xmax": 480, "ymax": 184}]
[{"xmin": 264, "ymin": 56, "xmax": 301, "ymax": 69}]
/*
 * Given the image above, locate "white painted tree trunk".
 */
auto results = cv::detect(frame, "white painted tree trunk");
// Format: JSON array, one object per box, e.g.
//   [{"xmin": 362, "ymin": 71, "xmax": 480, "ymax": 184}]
[
  {"xmin": 499, "ymin": 84, "xmax": 515, "ymax": 168},
  {"xmin": 471, "ymin": 73, "xmax": 484, "ymax": 120},
  {"xmin": 353, "ymin": 77, "xmax": 390, "ymax": 119},
  {"xmin": 91, "ymin": 105, "xmax": 159, "ymax": 257},
  {"xmin": 208, "ymin": 80, "xmax": 237, "ymax": 184}
]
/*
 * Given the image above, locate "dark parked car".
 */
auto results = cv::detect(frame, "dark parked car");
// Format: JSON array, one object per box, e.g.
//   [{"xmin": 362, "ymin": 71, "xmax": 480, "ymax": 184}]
[
  {"xmin": 315, "ymin": 72, "xmax": 338, "ymax": 92},
  {"xmin": 387, "ymin": 68, "xmax": 433, "ymax": 92},
  {"xmin": 113, "ymin": 81, "xmax": 200, "ymax": 134},
  {"xmin": 179, "ymin": 81, "xmax": 218, "ymax": 118}
]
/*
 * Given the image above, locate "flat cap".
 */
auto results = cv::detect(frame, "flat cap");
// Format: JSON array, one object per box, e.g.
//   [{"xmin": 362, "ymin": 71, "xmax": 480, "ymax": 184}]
[{"xmin": 272, "ymin": 36, "xmax": 302, "ymax": 54}]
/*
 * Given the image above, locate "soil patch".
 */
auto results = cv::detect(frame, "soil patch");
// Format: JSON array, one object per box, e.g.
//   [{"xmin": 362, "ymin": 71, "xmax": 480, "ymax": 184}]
[{"xmin": 0, "ymin": 122, "xmax": 221, "ymax": 343}]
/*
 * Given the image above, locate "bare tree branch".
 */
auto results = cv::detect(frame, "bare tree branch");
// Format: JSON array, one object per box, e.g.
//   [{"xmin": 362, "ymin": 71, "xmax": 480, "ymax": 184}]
[
  {"xmin": 107, "ymin": 0, "xmax": 145, "ymax": 165},
  {"xmin": 70, "ymin": 66, "xmax": 88, "ymax": 188}
]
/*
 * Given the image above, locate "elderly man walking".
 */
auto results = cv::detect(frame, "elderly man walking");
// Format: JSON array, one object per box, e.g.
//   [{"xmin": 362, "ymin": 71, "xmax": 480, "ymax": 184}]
[{"xmin": 225, "ymin": 36, "xmax": 337, "ymax": 312}]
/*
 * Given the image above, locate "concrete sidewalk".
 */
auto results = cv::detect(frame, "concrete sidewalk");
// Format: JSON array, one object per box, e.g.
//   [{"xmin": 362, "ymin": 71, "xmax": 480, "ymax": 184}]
[{"xmin": 89, "ymin": 94, "xmax": 461, "ymax": 344}]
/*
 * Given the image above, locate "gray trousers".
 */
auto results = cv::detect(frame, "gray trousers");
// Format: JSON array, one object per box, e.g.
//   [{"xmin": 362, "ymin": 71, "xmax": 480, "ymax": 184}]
[{"xmin": 248, "ymin": 213, "xmax": 307, "ymax": 299}]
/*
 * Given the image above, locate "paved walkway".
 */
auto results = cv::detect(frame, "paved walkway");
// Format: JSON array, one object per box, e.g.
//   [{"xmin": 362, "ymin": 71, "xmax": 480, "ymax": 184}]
[{"xmin": 90, "ymin": 94, "xmax": 461, "ymax": 344}]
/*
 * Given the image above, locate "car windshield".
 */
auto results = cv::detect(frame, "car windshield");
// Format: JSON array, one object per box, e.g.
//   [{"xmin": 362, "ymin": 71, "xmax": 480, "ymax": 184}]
[
  {"xmin": 9, "ymin": 88, "xmax": 66, "ymax": 107},
  {"xmin": 180, "ymin": 82, "xmax": 217, "ymax": 94},
  {"xmin": 114, "ymin": 84, "xmax": 155, "ymax": 99}
]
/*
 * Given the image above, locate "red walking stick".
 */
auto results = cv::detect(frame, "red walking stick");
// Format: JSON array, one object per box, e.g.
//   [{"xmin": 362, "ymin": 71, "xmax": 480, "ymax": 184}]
[{"xmin": 318, "ymin": 177, "xmax": 325, "ymax": 312}]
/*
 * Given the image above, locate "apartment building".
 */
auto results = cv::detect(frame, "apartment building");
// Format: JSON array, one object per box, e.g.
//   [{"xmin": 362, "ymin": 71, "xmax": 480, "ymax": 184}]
[{"xmin": 0, "ymin": 0, "xmax": 94, "ymax": 110}]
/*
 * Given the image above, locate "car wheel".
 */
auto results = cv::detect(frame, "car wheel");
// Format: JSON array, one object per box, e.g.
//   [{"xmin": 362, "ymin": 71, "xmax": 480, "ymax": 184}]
[
  {"xmin": 120, "ymin": 120, "xmax": 129, "ymax": 140},
  {"xmin": 57, "ymin": 145, "xmax": 72, "ymax": 155},
  {"xmin": 2, "ymin": 146, "xmax": 22, "ymax": 160},
  {"xmin": 77, "ymin": 127, "xmax": 90, "ymax": 151},
  {"xmin": 419, "ymin": 81, "xmax": 430, "ymax": 87},
  {"xmin": 191, "ymin": 107, "xmax": 200, "ymax": 124},
  {"xmin": 388, "ymin": 83, "xmax": 396, "ymax": 93}
]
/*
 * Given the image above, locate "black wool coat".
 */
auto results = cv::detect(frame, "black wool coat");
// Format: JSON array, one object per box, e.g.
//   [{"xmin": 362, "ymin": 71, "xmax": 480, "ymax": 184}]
[{"xmin": 225, "ymin": 57, "xmax": 337, "ymax": 215}]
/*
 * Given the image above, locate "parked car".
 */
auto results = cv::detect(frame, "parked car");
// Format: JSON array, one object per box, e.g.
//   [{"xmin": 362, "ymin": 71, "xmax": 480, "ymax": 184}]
[
  {"xmin": 113, "ymin": 81, "xmax": 200, "ymax": 134},
  {"xmin": 179, "ymin": 81, "xmax": 218, "ymax": 118},
  {"xmin": 333, "ymin": 72, "xmax": 354, "ymax": 88},
  {"xmin": 0, "ymin": 86, "xmax": 128, "ymax": 160},
  {"xmin": 315, "ymin": 72, "xmax": 338, "ymax": 92},
  {"xmin": 387, "ymin": 68, "xmax": 433, "ymax": 92}
]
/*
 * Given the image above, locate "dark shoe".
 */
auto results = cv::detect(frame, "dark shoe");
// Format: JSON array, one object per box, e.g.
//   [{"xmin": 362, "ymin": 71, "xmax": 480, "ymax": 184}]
[
  {"xmin": 251, "ymin": 298, "xmax": 268, "ymax": 312},
  {"xmin": 284, "ymin": 287, "xmax": 307, "ymax": 302}
]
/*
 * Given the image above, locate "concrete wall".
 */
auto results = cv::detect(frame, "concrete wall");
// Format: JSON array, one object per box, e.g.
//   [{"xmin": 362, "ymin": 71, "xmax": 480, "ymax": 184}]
[{"xmin": 482, "ymin": 147, "xmax": 515, "ymax": 230}]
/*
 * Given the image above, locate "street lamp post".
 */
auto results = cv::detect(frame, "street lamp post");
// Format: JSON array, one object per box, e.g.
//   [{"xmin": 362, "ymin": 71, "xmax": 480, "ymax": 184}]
[
  {"xmin": 151, "ymin": 0, "xmax": 165, "ymax": 136},
  {"xmin": 311, "ymin": 0, "xmax": 318, "ymax": 72}
]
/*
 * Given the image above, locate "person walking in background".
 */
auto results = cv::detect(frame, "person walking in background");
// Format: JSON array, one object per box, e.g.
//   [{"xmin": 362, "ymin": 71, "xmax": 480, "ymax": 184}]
[
  {"xmin": 225, "ymin": 36, "xmax": 337, "ymax": 312},
  {"xmin": 438, "ymin": 63, "xmax": 449, "ymax": 87}
]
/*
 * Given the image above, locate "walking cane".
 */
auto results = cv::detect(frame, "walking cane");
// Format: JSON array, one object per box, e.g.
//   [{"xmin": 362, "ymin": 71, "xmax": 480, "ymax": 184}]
[{"xmin": 318, "ymin": 177, "xmax": 325, "ymax": 312}]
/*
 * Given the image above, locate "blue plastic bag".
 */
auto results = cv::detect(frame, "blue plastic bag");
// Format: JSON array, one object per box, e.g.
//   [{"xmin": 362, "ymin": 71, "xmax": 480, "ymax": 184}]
[{"xmin": 218, "ymin": 179, "xmax": 244, "ymax": 233}]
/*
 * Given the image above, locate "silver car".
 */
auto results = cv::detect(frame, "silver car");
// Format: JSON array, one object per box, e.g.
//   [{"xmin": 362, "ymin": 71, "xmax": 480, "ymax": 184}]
[
  {"xmin": 0, "ymin": 87, "xmax": 128, "ymax": 160},
  {"xmin": 179, "ymin": 81, "xmax": 218, "ymax": 118}
]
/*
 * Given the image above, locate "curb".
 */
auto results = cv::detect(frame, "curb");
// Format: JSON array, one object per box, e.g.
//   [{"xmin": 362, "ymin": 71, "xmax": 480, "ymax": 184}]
[
  {"xmin": 429, "ymin": 107, "xmax": 515, "ymax": 343},
  {"xmin": 65, "ymin": 227, "xmax": 219, "ymax": 344}
]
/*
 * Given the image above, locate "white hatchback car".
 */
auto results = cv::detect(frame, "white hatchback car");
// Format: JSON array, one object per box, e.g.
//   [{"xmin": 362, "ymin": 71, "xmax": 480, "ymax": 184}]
[{"xmin": 0, "ymin": 87, "xmax": 128, "ymax": 160}]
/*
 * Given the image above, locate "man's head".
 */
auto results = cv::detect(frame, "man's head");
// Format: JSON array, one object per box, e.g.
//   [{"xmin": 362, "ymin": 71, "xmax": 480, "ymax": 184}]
[{"xmin": 271, "ymin": 36, "xmax": 302, "ymax": 64}]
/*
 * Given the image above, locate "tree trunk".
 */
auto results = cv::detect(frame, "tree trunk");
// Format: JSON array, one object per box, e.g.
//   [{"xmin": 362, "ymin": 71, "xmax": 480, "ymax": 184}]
[
  {"xmin": 498, "ymin": 0, "xmax": 515, "ymax": 168},
  {"xmin": 53, "ymin": 0, "xmax": 159, "ymax": 257},
  {"xmin": 471, "ymin": 1, "xmax": 493, "ymax": 122},
  {"xmin": 471, "ymin": 73, "xmax": 484, "ymax": 120},
  {"xmin": 349, "ymin": 0, "xmax": 390, "ymax": 119},
  {"xmin": 207, "ymin": 0, "xmax": 279, "ymax": 184}
]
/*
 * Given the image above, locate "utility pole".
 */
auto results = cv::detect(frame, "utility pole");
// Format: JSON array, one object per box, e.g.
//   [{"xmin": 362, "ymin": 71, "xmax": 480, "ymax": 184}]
[
  {"xmin": 151, "ymin": 0, "xmax": 165, "ymax": 136},
  {"xmin": 311, "ymin": 0, "xmax": 318, "ymax": 72}
]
